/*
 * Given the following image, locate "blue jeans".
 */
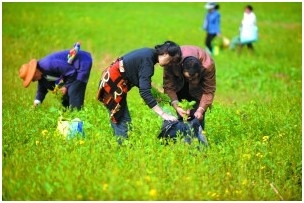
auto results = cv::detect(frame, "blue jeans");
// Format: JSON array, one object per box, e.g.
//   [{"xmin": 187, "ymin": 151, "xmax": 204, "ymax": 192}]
[
  {"xmin": 110, "ymin": 103, "xmax": 132, "ymax": 142},
  {"xmin": 62, "ymin": 80, "xmax": 87, "ymax": 110}
]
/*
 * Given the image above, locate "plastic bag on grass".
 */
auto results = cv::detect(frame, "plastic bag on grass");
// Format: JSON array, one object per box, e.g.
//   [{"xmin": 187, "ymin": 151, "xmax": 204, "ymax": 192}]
[
  {"xmin": 57, "ymin": 116, "xmax": 84, "ymax": 139},
  {"xmin": 158, "ymin": 118, "xmax": 208, "ymax": 146}
]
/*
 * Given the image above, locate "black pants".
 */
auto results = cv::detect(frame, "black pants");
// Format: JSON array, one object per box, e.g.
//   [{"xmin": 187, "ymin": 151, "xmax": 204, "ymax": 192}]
[
  {"xmin": 205, "ymin": 33, "xmax": 217, "ymax": 53},
  {"xmin": 62, "ymin": 80, "xmax": 87, "ymax": 110},
  {"xmin": 176, "ymin": 81, "xmax": 205, "ymax": 130},
  {"xmin": 240, "ymin": 42, "xmax": 254, "ymax": 51}
]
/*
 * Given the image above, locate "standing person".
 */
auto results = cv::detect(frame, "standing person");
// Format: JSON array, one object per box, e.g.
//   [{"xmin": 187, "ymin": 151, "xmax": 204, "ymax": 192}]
[
  {"xmin": 163, "ymin": 45, "xmax": 216, "ymax": 131},
  {"xmin": 202, "ymin": 2, "xmax": 221, "ymax": 54},
  {"xmin": 239, "ymin": 5, "xmax": 258, "ymax": 52},
  {"xmin": 96, "ymin": 41, "xmax": 182, "ymax": 142},
  {"xmin": 19, "ymin": 42, "xmax": 93, "ymax": 110}
]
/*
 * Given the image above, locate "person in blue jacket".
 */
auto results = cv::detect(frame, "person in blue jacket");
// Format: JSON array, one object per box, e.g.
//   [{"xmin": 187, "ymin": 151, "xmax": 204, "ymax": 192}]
[
  {"xmin": 19, "ymin": 44, "xmax": 92, "ymax": 110},
  {"xmin": 202, "ymin": 2, "xmax": 221, "ymax": 54}
]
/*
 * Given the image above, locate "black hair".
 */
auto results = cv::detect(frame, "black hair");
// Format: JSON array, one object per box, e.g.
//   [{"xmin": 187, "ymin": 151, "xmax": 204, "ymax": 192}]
[
  {"xmin": 246, "ymin": 5, "xmax": 253, "ymax": 11},
  {"xmin": 215, "ymin": 4, "xmax": 220, "ymax": 10},
  {"xmin": 182, "ymin": 56, "xmax": 202, "ymax": 76},
  {"xmin": 155, "ymin": 40, "xmax": 182, "ymax": 63}
]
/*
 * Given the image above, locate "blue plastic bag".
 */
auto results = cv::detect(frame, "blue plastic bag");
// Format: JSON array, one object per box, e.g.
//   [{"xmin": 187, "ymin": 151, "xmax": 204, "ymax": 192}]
[{"xmin": 57, "ymin": 117, "xmax": 84, "ymax": 139}]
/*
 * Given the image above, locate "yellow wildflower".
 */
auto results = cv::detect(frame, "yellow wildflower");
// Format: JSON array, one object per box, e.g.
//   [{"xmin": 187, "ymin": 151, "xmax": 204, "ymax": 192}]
[
  {"xmin": 76, "ymin": 194, "xmax": 83, "ymax": 200},
  {"xmin": 242, "ymin": 179, "xmax": 248, "ymax": 185},
  {"xmin": 149, "ymin": 189, "xmax": 157, "ymax": 197},
  {"xmin": 256, "ymin": 152, "xmax": 264, "ymax": 158},
  {"xmin": 79, "ymin": 140, "xmax": 85, "ymax": 145},
  {"xmin": 263, "ymin": 136, "xmax": 269, "ymax": 142},
  {"xmin": 242, "ymin": 154, "xmax": 251, "ymax": 159},
  {"xmin": 145, "ymin": 176, "xmax": 151, "ymax": 182},
  {"xmin": 103, "ymin": 183, "xmax": 108, "ymax": 191},
  {"xmin": 41, "ymin": 130, "xmax": 48, "ymax": 136}
]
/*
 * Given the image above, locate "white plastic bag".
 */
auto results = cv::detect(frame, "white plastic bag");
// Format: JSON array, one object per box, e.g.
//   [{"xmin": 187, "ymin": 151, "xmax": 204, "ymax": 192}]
[{"xmin": 57, "ymin": 117, "xmax": 84, "ymax": 139}]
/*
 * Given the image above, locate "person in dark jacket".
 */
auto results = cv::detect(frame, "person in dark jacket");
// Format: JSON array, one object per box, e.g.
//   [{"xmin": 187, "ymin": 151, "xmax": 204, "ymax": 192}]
[
  {"xmin": 97, "ymin": 41, "xmax": 182, "ymax": 142},
  {"xmin": 19, "ymin": 43, "xmax": 93, "ymax": 110}
]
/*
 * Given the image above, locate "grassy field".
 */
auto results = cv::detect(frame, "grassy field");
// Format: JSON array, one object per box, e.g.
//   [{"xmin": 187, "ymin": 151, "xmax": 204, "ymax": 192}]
[{"xmin": 2, "ymin": 2, "xmax": 302, "ymax": 200}]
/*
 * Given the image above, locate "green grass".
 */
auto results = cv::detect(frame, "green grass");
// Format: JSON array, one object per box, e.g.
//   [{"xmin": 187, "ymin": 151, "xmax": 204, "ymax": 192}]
[{"xmin": 2, "ymin": 2, "xmax": 302, "ymax": 200}]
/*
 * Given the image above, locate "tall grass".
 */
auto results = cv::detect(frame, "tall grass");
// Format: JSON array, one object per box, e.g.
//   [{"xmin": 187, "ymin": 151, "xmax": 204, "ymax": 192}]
[{"xmin": 2, "ymin": 2, "xmax": 302, "ymax": 200}]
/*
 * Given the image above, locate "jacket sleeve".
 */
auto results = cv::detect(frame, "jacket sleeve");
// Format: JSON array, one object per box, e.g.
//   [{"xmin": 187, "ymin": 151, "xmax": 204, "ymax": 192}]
[
  {"xmin": 138, "ymin": 62, "xmax": 158, "ymax": 108},
  {"xmin": 35, "ymin": 80, "xmax": 50, "ymax": 103},
  {"xmin": 199, "ymin": 63, "xmax": 216, "ymax": 111},
  {"xmin": 198, "ymin": 50, "xmax": 216, "ymax": 111}
]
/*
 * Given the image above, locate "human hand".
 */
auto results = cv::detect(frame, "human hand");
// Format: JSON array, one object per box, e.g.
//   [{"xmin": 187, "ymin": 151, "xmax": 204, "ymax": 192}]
[
  {"xmin": 33, "ymin": 100, "xmax": 41, "ymax": 108},
  {"xmin": 60, "ymin": 86, "xmax": 68, "ymax": 95},
  {"xmin": 162, "ymin": 113, "xmax": 177, "ymax": 121},
  {"xmin": 176, "ymin": 106, "xmax": 189, "ymax": 118},
  {"xmin": 194, "ymin": 107, "xmax": 205, "ymax": 120}
]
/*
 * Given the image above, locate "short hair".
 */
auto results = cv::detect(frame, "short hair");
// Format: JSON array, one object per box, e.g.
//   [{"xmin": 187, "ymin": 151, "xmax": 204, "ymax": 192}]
[
  {"xmin": 246, "ymin": 5, "xmax": 253, "ymax": 11},
  {"xmin": 182, "ymin": 56, "xmax": 202, "ymax": 76},
  {"xmin": 155, "ymin": 40, "xmax": 182, "ymax": 63}
]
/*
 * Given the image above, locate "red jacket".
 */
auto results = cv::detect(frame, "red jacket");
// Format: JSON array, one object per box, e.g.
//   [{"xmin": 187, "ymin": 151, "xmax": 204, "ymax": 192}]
[{"xmin": 163, "ymin": 45, "xmax": 216, "ymax": 111}]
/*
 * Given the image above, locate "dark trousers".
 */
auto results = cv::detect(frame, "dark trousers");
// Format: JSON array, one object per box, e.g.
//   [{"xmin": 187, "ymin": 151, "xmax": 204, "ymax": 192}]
[
  {"xmin": 176, "ymin": 81, "xmax": 205, "ymax": 130},
  {"xmin": 62, "ymin": 80, "xmax": 87, "ymax": 110},
  {"xmin": 205, "ymin": 33, "xmax": 217, "ymax": 53},
  {"xmin": 240, "ymin": 42, "xmax": 254, "ymax": 50}
]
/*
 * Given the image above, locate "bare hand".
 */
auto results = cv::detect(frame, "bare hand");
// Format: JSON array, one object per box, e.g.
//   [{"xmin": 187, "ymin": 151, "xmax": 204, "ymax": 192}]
[
  {"xmin": 176, "ymin": 106, "xmax": 189, "ymax": 118},
  {"xmin": 33, "ymin": 100, "xmax": 41, "ymax": 108},
  {"xmin": 162, "ymin": 113, "xmax": 177, "ymax": 121},
  {"xmin": 194, "ymin": 108, "xmax": 204, "ymax": 120},
  {"xmin": 60, "ymin": 87, "xmax": 68, "ymax": 95}
]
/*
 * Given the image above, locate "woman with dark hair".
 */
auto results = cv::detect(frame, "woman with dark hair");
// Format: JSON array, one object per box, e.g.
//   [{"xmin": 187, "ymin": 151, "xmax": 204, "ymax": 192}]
[
  {"xmin": 163, "ymin": 45, "xmax": 216, "ymax": 131},
  {"xmin": 97, "ymin": 41, "xmax": 182, "ymax": 143},
  {"xmin": 239, "ymin": 5, "xmax": 258, "ymax": 52}
]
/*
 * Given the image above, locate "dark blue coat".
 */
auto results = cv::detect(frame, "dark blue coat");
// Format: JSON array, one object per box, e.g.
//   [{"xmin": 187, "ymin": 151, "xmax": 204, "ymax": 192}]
[{"xmin": 35, "ymin": 50, "xmax": 92, "ymax": 102}]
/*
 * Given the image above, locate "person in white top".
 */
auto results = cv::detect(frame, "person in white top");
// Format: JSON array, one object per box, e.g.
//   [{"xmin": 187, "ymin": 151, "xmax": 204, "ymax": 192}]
[{"xmin": 239, "ymin": 5, "xmax": 258, "ymax": 51}]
